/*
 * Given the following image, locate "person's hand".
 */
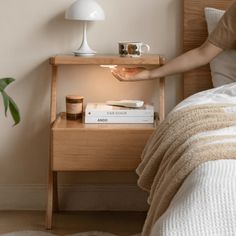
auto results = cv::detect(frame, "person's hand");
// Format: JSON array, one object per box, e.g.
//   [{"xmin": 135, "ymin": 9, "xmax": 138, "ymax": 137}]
[{"xmin": 111, "ymin": 66, "xmax": 151, "ymax": 82}]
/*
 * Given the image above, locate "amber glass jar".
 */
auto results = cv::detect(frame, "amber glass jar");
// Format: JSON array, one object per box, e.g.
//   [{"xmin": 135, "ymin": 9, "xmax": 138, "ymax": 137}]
[{"xmin": 66, "ymin": 95, "xmax": 84, "ymax": 120}]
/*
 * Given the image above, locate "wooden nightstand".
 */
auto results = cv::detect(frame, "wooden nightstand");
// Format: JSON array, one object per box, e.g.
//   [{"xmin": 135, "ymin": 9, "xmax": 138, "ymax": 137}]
[{"xmin": 46, "ymin": 54, "xmax": 165, "ymax": 229}]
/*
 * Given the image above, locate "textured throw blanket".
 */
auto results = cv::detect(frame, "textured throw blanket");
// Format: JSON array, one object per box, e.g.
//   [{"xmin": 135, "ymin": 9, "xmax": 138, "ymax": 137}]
[{"xmin": 136, "ymin": 104, "xmax": 236, "ymax": 236}]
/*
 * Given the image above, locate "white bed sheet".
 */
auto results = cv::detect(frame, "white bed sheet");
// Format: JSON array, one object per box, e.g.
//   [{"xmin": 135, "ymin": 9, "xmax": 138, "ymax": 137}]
[
  {"xmin": 150, "ymin": 160, "xmax": 236, "ymax": 236},
  {"xmin": 175, "ymin": 82, "xmax": 236, "ymax": 111}
]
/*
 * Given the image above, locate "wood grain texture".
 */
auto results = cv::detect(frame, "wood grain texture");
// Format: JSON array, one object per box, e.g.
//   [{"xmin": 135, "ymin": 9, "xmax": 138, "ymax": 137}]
[
  {"xmin": 46, "ymin": 65, "xmax": 59, "ymax": 229},
  {"xmin": 50, "ymin": 66, "xmax": 58, "ymax": 124},
  {"xmin": 50, "ymin": 55, "xmax": 165, "ymax": 66},
  {"xmin": 52, "ymin": 114, "xmax": 155, "ymax": 171},
  {"xmin": 183, "ymin": 0, "xmax": 233, "ymax": 98}
]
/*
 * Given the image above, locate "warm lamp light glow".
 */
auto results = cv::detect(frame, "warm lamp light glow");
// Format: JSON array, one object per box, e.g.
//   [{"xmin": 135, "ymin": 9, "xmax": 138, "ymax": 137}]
[{"xmin": 100, "ymin": 65, "xmax": 117, "ymax": 69}]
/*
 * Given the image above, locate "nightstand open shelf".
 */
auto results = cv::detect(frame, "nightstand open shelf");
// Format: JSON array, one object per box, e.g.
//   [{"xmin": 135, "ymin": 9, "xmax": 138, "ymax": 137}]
[{"xmin": 46, "ymin": 54, "xmax": 165, "ymax": 229}]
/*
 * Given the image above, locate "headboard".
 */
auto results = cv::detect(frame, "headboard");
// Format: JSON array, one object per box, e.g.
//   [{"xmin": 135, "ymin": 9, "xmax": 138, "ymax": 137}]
[{"xmin": 183, "ymin": 0, "xmax": 233, "ymax": 98}]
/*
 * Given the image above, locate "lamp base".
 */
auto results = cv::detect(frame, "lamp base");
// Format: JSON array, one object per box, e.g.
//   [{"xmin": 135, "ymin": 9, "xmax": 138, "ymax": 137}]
[
  {"xmin": 73, "ymin": 49, "xmax": 96, "ymax": 56},
  {"xmin": 72, "ymin": 21, "xmax": 97, "ymax": 56}
]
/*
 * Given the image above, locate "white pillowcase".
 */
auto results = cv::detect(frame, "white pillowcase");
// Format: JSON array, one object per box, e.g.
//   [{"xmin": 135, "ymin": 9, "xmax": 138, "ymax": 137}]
[{"xmin": 204, "ymin": 7, "xmax": 236, "ymax": 87}]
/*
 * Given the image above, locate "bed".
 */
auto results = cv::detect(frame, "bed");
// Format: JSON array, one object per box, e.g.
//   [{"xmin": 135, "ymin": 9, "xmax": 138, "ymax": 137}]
[{"xmin": 136, "ymin": 0, "xmax": 236, "ymax": 235}]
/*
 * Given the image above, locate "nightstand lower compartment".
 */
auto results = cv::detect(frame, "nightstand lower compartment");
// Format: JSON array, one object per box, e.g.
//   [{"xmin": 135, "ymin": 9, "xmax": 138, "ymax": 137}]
[{"xmin": 52, "ymin": 114, "xmax": 155, "ymax": 171}]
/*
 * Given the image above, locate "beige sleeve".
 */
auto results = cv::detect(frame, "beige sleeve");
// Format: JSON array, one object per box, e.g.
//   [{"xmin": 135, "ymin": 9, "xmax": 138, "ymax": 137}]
[{"xmin": 208, "ymin": 1, "xmax": 236, "ymax": 50}]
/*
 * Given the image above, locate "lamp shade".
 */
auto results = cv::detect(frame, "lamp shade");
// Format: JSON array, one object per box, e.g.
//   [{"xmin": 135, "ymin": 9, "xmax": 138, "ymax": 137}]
[{"xmin": 65, "ymin": 0, "xmax": 105, "ymax": 21}]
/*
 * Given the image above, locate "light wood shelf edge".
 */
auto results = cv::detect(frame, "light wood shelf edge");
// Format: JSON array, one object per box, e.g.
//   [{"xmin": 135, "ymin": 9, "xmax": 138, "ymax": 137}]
[{"xmin": 49, "ymin": 54, "xmax": 165, "ymax": 66}]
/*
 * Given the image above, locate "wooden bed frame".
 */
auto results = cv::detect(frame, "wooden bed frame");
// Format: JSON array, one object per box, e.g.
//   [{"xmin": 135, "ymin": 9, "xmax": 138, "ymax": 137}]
[{"xmin": 183, "ymin": 0, "xmax": 233, "ymax": 98}]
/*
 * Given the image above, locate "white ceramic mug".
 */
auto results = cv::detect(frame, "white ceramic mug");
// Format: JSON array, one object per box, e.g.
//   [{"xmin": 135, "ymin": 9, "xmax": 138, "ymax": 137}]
[{"xmin": 118, "ymin": 42, "xmax": 150, "ymax": 57}]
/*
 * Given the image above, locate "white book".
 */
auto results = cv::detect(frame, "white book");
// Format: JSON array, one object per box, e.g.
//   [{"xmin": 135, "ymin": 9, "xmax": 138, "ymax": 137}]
[
  {"xmin": 85, "ymin": 103, "xmax": 154, "ymax": 117},
  {"xmin": 85, "ymin": 116, "xmax": 154, "ymax": 124}
]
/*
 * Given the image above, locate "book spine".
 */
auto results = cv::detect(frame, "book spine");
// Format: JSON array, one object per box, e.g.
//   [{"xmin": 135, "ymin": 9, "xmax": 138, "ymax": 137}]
[
  {"xmin": 85, "ymin": 116, "xmax": 154, "ymax": 124},
  {"xmin": 85, "ymin": 110, "xmax": 154, "ymax": 117}
]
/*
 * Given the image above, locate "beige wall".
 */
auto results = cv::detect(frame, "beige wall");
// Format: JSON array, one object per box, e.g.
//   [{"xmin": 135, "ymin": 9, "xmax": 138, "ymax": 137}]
[{"xmin": 0, "ymin": 0, "xmax": 183, "ymax": 209}]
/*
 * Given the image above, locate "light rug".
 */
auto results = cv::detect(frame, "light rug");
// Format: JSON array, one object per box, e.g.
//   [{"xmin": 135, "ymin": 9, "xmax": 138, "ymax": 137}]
[
  {"xmin": 68, "ymin": 232, "xmax": 116, "ymax": 236},
  {"xmin": 0, "ymin": 231, "xmax": 140, "ymax": 236},
  {"xmin": 0, "ymin": 231, "xmax": 56, "ymax": 236},
  {"xmin": 68, "ymin": 233, "xmax": 140, "ymax": 236}
]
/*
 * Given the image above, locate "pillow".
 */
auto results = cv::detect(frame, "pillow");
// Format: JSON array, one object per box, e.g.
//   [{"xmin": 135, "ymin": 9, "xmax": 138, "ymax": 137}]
[{"xmin": 204, "ymin": 7, "xmax": 236, "ymax": 87}]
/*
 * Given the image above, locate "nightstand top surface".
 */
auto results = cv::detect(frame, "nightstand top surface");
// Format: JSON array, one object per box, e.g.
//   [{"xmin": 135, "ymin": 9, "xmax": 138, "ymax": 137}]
[{"xmin": 50, "ymin": 54, "xmax": 165, "ymax": 66}]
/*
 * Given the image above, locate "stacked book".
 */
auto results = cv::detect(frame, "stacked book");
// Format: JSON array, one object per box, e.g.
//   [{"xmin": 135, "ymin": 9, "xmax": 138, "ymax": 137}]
[{"xmin": 85, "ymin": 103, "xmax": 154, "ymax": 124}]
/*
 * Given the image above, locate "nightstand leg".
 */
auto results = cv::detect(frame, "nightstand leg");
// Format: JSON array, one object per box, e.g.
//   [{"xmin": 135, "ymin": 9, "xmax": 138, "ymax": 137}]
[
  {"xmin": 46, "ymin": 171, "xmax": 58, "ymax": 229},
  {"xmin": 159, "ymin": 77, "xmax": 165, "ymax": 122},
  {"xmin": 46, "ymin": 65, "xmax": 58, "ymax": 229},
  {"xmin": 46, "ymin": 170, "xmax": 54, "ymax": 229},
  {"xmin": 53, "ymin": 172, "xmax": 58, "ymax": 212}
]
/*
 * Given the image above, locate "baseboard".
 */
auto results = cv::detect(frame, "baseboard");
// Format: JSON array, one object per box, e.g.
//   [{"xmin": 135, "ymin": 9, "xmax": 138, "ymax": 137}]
[{"xmin": 0, "ymin": 184, "xmax": 149, "ymax": 211}]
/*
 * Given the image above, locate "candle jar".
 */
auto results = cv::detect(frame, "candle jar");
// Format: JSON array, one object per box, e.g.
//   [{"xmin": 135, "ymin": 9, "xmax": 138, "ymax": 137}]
[{"xmin": 66, "ymin": 95, "xmax": 84, "ymax": 120}]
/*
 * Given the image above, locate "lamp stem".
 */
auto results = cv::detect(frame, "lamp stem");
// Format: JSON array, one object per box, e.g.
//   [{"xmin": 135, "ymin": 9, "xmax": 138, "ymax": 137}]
[
  {"xmin": 74, "ymin": 21, "xmax": 96, "ymax": 56},
  {"xmin": 82, "ymin": 21, "xmax": 88, "ymax": 48}
]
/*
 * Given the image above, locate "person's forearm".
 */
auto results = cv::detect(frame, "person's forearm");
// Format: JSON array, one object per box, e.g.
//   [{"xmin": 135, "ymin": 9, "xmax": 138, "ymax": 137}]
[
  {"xmin": 150, "ymin": 49, "xmax": 207, "ymax": 78},
  {"xmin": 149, "ymin": 41, "xmax": 222, "ymax": 79}
]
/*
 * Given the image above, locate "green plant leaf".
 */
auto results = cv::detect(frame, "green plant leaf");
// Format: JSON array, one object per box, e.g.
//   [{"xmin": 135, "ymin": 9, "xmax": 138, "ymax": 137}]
[
  {"xmin": 8, "ymin": 96, "xmax": 20, "ymax": 126},
  {"xmin": 0, "ymin": 77, "xmax": 20, "ymax": 125},
  {"xmin": 0, "ymin": 78, "xmax": 15, "ymax": 91},
  {"xmin": 1, "ymin": 91, "xmax": 9, "ymax": 116}
]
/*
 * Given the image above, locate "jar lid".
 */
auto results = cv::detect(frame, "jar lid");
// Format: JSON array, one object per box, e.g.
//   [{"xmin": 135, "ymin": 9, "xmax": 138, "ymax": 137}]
[
  {"xmin": 66, "ymin": 95, "xmax": 84, "ymax": 100},
  {"xmin": 66, "ymin": 95, "xmax": 84, "ymax": 103}
]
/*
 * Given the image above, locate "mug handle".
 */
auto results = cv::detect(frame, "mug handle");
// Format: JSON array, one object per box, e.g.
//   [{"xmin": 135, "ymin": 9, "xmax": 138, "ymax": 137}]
[{"xmin": 141, "ymin": 43, "xmax": 150, "ymax": 53}]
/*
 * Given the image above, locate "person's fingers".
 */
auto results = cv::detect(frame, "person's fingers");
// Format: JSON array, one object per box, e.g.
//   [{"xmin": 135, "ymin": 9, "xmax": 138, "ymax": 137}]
[
  {"xmin": 112, "ymin": 71, "xmax": 134, "ymax": 82},
  {"xmin": 111, "ymin": 71, "xmax": 124, "ymax": 81},
  {"xmin": 111, "ymin": 68, "xmax": 119, "ymax": 74},
  {"xmin": 111, "ymin": 67, "xmax": 145, "ymax": 81},
  {"xmin": 122, "ymin": 68, "xmax": 136, "ymax": 72},
  {"xmin": 111, "ymin": 68, "xmax": 128, "ymax": 77}
]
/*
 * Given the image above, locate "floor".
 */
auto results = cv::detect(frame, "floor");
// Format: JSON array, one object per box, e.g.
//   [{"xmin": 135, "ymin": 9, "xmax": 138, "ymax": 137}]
[{"xmin": 0, "ymin": 211, "xmax": 146, "ymax": 236}]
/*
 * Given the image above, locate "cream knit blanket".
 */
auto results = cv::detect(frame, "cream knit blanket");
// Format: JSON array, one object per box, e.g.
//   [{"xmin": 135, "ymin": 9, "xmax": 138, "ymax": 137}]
[{"xmin": 136, "ymin": 104, "xmax": 236, "ymax": 236}]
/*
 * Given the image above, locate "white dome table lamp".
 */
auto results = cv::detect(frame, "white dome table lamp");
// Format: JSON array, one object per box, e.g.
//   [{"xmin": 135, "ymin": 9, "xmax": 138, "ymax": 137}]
[{"xmin": 65, "ymin": 0, "xmax": 105, "ymax": 56}]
